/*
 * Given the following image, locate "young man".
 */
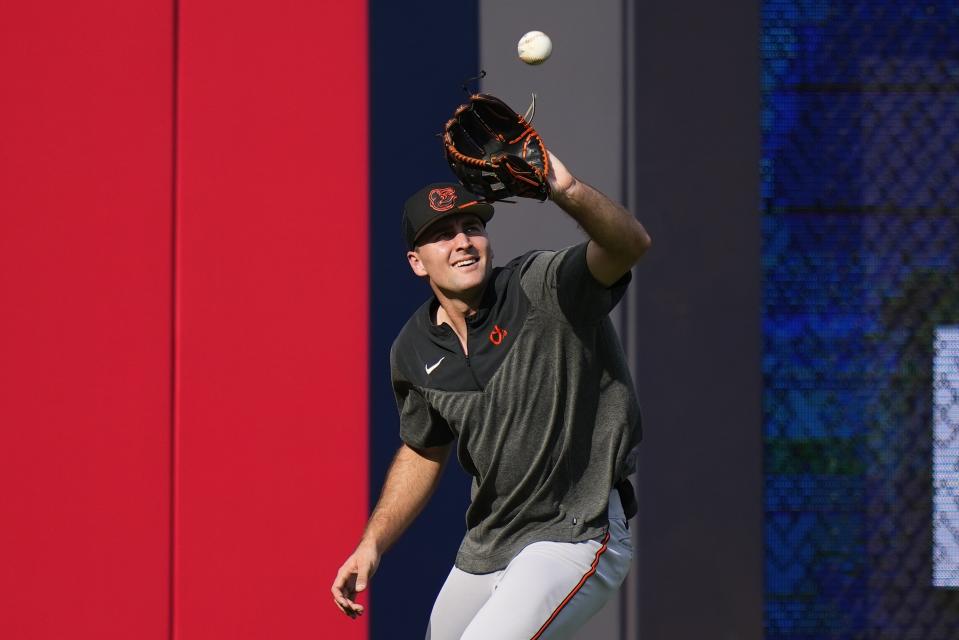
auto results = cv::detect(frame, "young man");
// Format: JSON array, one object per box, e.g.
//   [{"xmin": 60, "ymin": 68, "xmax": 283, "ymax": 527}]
[{"xmin": 332, "ymin": 153, "xmax": 651, "ymax": 638}]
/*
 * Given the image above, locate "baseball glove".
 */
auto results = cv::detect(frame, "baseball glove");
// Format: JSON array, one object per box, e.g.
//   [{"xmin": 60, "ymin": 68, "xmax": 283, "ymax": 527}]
[{"xmin": 443, "ymin": 93, "xmax": 551, "ymax": 202}]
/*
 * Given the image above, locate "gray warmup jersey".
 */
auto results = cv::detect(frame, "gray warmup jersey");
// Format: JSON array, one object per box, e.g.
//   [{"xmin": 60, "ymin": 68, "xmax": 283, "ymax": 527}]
[{"xmin": 390, "ymin": 242, "xmax": 642, "ymax": 574}]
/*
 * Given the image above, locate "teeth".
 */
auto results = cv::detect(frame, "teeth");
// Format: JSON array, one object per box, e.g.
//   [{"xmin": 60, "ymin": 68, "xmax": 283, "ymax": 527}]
[{"xmin": 455, "ymin": 259, "xmax": 477, "ymax": 268}]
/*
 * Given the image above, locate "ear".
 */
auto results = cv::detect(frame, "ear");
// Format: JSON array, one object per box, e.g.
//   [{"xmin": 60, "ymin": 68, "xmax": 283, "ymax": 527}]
[{"xmin": 407, "ymin": 250, "xmax": 428, "ymax": 277}]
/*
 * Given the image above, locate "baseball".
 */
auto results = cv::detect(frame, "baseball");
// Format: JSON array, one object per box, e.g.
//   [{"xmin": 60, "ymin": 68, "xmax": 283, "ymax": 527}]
[{"xmin": 517, "ymin": 30, "xmax": 552, "ymax": 65}]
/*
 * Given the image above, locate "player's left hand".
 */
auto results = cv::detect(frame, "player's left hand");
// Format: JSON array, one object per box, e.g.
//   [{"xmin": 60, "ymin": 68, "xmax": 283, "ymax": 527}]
[
  {"xmin": 546, "ymin": 151, "xmax": 579, "ymax": 202},
  {"xmin": 331, "ymin": 542, "xmax": 380, "ymax": 619}
]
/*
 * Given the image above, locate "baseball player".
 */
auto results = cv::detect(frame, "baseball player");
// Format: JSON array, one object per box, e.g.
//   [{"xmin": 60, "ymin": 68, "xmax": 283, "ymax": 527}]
[{"xmin": 331, "ymin": 149, "xmax": 650, "ymax": 638}]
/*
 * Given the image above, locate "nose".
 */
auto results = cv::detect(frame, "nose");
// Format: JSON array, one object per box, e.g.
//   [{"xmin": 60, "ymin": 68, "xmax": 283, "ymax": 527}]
[{"xmin": 452, "ymin": 229, "xmax": 472, "ymax": 248}]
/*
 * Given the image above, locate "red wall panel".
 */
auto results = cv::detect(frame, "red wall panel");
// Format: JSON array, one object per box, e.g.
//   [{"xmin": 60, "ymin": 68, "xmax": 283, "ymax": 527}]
[
  {"xmin": 0, "ymin": 1, "xmax": 173, "ymax": 638},
  {"xmin": 176, "ymin": 2, "xmax": 369, "ymax": 638}
]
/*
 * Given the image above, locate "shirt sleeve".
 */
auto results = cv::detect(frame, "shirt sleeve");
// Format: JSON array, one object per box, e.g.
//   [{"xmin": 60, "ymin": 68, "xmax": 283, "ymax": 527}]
[
  {"xmin": 522, "ymin": 241, "xmax": 631, "ymax": 325},
  {"xmin": 391, "ymin": 349, "xmax": 455, "ymax": 449}
]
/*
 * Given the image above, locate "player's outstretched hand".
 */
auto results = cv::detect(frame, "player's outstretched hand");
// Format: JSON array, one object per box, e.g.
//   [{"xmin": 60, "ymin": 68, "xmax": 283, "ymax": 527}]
[
  {"xmin": 331, "ymin": 542, "xmax": 380, "ymax": 619},
  {"xmin": 546, "ymin": 151, "xmax": 579, "ymax": 202}
]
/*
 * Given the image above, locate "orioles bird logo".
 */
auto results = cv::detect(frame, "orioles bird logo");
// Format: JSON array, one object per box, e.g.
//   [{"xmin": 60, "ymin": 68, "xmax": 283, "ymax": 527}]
[
  {"xmin": 428, "ymin": 187, "xmax": 457, "ymax": 212},
  {"xmin": 489, "ymin": 325, "xmax": 508, "ymax": 346}
]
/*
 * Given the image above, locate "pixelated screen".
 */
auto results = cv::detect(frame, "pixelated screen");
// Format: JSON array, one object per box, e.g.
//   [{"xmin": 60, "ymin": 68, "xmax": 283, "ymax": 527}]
[{"xmin": 762, "ymin": 1, "xmax": 959, "ymax": 637}]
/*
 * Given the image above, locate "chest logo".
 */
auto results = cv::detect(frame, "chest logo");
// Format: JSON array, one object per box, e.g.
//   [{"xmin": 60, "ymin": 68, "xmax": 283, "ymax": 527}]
[
  {"xmin": 489, "ymin": 325, "xmax": 508, "ymax": 346},
  {"xmin": 425, "ymin": 356, "xmax": 446, "ymax": 375}
]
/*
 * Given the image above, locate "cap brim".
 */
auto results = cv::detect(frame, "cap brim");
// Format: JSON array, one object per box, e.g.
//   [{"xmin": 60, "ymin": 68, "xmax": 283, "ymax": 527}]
[
  {"xmin": 455, "ymin": 200, "xmax": 494, "ymax": 222},
  {"xmin": 410, "ymin": 201, "xmax": 495, "ymax": 248}
]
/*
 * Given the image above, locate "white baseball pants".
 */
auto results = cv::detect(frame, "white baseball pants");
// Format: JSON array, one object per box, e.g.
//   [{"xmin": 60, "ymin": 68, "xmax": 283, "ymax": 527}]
[{"xmin": 425, "ymin": 489, "xmax": 633, "ymax": 640}]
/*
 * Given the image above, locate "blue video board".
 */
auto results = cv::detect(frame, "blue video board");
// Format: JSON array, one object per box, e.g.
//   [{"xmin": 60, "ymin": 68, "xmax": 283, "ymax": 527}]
[{"xmin": 762, "ymin": 1, "xmax": 959, "ymax": 637}]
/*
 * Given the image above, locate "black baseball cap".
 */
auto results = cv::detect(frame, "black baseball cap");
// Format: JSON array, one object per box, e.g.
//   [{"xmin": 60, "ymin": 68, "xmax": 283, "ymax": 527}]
[{"xmin": 402, "ymin": 183, "xmax": 494, "ymax": 249}]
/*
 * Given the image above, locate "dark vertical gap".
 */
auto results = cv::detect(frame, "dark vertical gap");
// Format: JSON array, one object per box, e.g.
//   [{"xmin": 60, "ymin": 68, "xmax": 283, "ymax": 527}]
[
  {"xmin": 169, "ymin": 0, "xmax": 180, "ymax": 637},
  {"xmin": 619, "ymin": 0, "xmax": 630, "ymax": 225},
  {"xmin": 633, "ymin": 2, "xmax": 763, "ymax": 637}
]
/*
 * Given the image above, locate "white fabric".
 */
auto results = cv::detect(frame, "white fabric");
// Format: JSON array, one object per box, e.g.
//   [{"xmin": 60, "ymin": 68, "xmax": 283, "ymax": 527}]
[{"xmin": 426, "ymin": 490, "xmax": 633, "ymax": 639}]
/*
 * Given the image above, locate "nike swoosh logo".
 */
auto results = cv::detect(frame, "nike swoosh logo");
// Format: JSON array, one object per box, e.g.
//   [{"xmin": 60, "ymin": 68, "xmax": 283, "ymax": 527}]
[{"xmin": 425, "ymin": 357, "xmax": 445, "ymax": 375}]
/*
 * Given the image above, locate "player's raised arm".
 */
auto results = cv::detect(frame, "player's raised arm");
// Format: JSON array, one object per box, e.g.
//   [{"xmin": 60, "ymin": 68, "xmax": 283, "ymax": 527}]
[
  {"xmin": 331, "ymin": 442, "xmax": 451, "ymax": 619},
  {"xmin": 547, "ymin": 151, "xmax": 651, "ymax": 287}
]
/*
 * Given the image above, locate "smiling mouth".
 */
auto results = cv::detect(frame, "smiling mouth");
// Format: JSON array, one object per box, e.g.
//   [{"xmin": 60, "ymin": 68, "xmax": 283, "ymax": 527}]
[{"xmin": 453, "ymin": 258, "xmax": 479, "ymax": 268}]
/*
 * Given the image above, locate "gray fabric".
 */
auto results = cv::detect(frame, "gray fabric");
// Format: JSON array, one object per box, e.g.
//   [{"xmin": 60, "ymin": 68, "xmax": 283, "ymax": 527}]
[{"xmin": 393, "ymin": 244, "xmax": 642, "ymax": 574}]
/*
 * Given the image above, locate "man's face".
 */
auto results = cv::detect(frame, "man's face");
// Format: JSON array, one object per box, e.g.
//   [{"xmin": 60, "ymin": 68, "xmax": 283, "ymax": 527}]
[{"xmin": 407, "ymin": 213, "xmax": 493, "ymax": 297}]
